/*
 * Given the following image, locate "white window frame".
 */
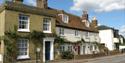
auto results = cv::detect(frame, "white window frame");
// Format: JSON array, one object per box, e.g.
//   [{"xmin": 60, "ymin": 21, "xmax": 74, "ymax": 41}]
[
  {"xmin": 58, "ymin": 14, "xmax": 69, "ymax": 23},
  {"xmin": 94, "ymin": 34, "xmax": 97, "ymax": 41},
  {"xmin": 59, "ymin": 28, "xmax": 64, "ymax": 36},
  {"xmin": 75, "ymin": 30, "xmax": 79, "ymax": 36},
  {"xmin": 68, "ymin": 45, "xmax": 72, "ymax": 51},
  {"xmin": 43, "ymin": 18, "xmax": 51, "ymax": 33},
  {"xmin": 85, "ymin": 32, "xmax": 89, "ymax": 39},
  {"xmin": 17, "ymin": 39, "xmax": 30, "ymax": 59},
  {"xmin": 18, "ymin": 14, "xmax": 30, "ymax": 32},
  {"xmin": 60, "ymin": 45, "xmax": 65, "ymax": 52}
]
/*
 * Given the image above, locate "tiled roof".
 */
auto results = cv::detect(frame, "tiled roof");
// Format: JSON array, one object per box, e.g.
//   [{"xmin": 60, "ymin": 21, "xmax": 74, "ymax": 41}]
[
  {"xmin": 48, "ymin": 8, "xmax": 98, "ymax": 33},
  {"xmin": 0, "ymin": 1, "xmax": 98, "ymax": 33},
  {"xmin": 98, "ymin": 25, "xmax": 113, "ymax": 30},
  {"xmin": 0, "ymin": 1, "xmax": 55, "ymax": 17},
  {"xmin": 98, "ymin": 25, "xmax": 119, "ymax": 33}
]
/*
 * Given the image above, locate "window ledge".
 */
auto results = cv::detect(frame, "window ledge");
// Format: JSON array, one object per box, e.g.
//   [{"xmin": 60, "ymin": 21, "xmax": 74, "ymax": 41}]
[
  {"xmin": 60, "ymin": 34, "xmax": 65, "ymax": 37},
  {"xmin": 18, "ymin": 29, "xmax": 30, "ymax": 32},
  {"xmin": 75, "ymin": 36, "xmax": 80, "ymax": 38},
  {"xmin": 43, "ymin": 31, "xmax": 52, "ymax": 33},
  {"xmin": 17, "ymin": 55, "xmax": 30, "ymax": 60}
]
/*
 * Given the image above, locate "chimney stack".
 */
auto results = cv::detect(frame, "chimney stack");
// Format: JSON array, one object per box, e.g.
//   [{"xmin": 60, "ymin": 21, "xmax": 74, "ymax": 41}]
[
  {"xmin": 90, "ymin": 16, "xmax": 98, "ymax": 28},
  {"xmin": 36, "ymin": 0, "xmax": 48, "ymax": 9},
  {"xmin": 82, "ymin": 10, "xmax": 88, "ymax": 20},
  {"xmin": 81, "ymin": 10, "xmax": 90, "ymax": 27},
  {"xmin": 12, "ymin": 0, "xmax": 23, "ymax": 3}
]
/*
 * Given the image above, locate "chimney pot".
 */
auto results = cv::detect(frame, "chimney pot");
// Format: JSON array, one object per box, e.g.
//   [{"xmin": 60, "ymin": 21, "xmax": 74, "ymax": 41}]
[
  {"xmin": 90, "ymin": 16, "xmax": 98, "ymax": 28},
  {"xmin": 92, "ymin": 16, "xmax": 97, "ymax": 20},
  {"xmin": 82, "ymin": 10, "xmax": 88, "ymax": 20}
]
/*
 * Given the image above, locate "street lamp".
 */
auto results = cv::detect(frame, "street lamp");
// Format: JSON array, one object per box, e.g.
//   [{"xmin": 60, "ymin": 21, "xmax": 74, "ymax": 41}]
[{"xmin": 36, "ymin": 47, "xmax": 41, "ymax": 63}]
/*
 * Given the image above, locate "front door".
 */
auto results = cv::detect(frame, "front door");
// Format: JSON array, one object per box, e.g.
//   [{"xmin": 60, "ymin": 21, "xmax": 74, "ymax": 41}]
[
  {"xmin": 45, "ymin": 41, "xmax": 51, "ymax": 61},
  {"xmin": 78, "ymin": 46, "xmax": 80, "ymax": 54}
]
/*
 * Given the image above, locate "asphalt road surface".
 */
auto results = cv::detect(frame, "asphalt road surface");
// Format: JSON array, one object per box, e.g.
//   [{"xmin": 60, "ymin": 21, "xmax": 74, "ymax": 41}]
[
  {"xmin": 84, "ymin": 54, "xmax": 125, "ymax": 63},
  {"xmin": 49, "ymin": 53, "xmax": 125, "ymax": 63}
]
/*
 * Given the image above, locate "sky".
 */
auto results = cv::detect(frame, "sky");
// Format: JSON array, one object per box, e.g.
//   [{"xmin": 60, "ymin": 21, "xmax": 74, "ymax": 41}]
[{"xmin": 0, "ymin": 0, "xmax": 125, "ymax": 37}]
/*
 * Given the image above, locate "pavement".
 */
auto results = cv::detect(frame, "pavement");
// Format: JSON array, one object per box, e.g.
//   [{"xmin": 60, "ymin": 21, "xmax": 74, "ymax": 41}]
[{"xmin": 48, "ymin": 53, "xmax": 125, "ymax": 63}]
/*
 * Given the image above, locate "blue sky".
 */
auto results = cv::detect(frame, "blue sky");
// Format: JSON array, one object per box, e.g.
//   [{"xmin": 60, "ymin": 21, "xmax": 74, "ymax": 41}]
[
  {"xmin": 0, "ymin": 0, "xmax": 125, "ymax": 36},
  {"xmin": 48, "ymin": 0, "xmax": 125, "ymax": 36}
]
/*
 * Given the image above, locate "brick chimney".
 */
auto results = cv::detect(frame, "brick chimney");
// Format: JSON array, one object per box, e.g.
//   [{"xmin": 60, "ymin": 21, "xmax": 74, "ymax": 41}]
[
  {"xmin": 36, "ymin": 0, "xmax": 48, "ymax": 9},
  {"xmin": 90, "ymin": 16, "xmax": 98, "ymax": 28},
  {"xmin": 82, "ymin": 10, "xmax": 88, "ymax": 20},
  {"xmin": 81, "ymin": 10, "xmax": 90, "ymax": 27},
  {"xmin": 12, "ymin": 0, "xmax": 23, "ymax": 3}
]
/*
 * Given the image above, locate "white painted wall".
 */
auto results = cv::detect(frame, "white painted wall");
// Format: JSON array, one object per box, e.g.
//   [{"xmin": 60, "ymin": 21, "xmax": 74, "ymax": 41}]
[
  {"xmin": 0, "ymin": 54, "xmax": 3, "ymax": 62},
  {"xmin": 56, "ymin": 27, "xmax": 81, "ymax": 42},
  {"xmin": 113, "ymin": 38, "xmax": 119, "ymax": 43},
  {"xmin": 56, "ymin": 27, "xmax": 99, "ymax": 43},
  {"xmin": 120, "ymin": 37, "xmax": 124, "ymax": 44},
  {"xmin": 56, "ymin": 27, "xmax": 100, "ymax": 54},
  {"xmin": 99, "ymin": 29, "xmax": 115, "ymax": 50},
  {"xmin": 119, "ymin": 46, "xmax": 125, "ymax": 50},
  {"xmin": 80, "ymin": 43, "xmax": 99, "ymax": 55}
]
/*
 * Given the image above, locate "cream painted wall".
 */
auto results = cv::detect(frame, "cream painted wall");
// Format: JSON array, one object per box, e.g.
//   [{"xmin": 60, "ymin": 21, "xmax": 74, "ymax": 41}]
[
  {"xmin": 0, "ymin": 10, "xmax": 5, "ymax": 63},
  {"xmin": 4, "ymin": 10, "xmax": 56, "ymax": 33},
  {"xmin": 0, "ymin": 11, "xmax": 5, "ymax": 37}
]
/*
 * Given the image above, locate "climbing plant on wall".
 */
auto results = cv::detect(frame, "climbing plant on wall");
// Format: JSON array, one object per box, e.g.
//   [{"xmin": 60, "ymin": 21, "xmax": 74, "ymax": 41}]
[
  {"xmin": 4, "ymin": 30, "xmax": 20, "ymax": 63},
  {"xmin": 3, "ymin": 24, "xmax": 45, "ymax": 62},
  {"xmin": 29, "ymin": 31, "xmax": 45, "ymax": 46}
]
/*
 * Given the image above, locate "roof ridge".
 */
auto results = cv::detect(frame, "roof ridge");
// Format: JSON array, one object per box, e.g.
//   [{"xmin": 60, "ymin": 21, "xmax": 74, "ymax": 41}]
[{"xmin": 48, "ymin": 7, "xmax": 81, "ymax": 19}]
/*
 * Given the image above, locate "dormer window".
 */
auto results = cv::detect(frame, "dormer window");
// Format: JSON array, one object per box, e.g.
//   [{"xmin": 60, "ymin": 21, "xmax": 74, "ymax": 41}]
[
  {"xmin": 59, "ymin": 14, "xmax": 69, "ymax": 23},
  {"xmin": 63, "ymin": 14, "xmax": 69, "ymax": 23}
]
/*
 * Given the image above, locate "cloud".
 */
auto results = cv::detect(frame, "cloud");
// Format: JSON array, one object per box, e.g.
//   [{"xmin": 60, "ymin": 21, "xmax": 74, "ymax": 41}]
[
  {"xmin": 98, "ymin": 23, "xmax": 101, "ymax": 26},
  {"xmin": 24, "ymin": 0, "xmax": 36, "ymax": 6},
  {"xmin": 70, "ymin": 0, "xmax": 125, "ymax": 12},
  {"xmin": 120, "ymin": 25, "xmax": 125, "ymax": 33}
]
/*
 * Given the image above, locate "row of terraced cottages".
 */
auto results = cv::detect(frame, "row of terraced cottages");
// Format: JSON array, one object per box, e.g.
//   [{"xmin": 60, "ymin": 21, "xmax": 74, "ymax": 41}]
[{"xmin": 0, "ymin": 0, "xmax": 120, "ymax": 63}]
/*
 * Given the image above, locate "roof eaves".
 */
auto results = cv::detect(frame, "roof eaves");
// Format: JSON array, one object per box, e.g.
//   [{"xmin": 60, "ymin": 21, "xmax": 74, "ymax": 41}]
[
  {"xmin": 56, "ymin": 24, "xmax": 98, "ymax": 33},
  {"xmin": 4, "ymin": 1, "xmax": 56, "ymax": 17}
]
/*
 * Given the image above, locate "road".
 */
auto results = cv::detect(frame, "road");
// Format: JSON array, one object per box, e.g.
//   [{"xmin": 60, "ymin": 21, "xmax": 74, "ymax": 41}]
[
  {"xmin": 49, "ymin": 53, "xmax": 125, "ymax": 63},
  {"xmin": 84, "ymin": 54, "xmax": 125, "ymax": 63}
]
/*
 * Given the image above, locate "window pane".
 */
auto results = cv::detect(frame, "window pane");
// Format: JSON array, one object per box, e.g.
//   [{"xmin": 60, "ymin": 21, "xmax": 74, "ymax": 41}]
[
  {"xmin": 19, "ymin": 15, "xmax": 29, "ymax": 30},
  {"xmin": 17, "ymin": 39, "xmax": 28, "ymax": 56},
  {"xmin": 59, "ymin": 28, "xmax": 64, "ymax": 35},
  {"xmin": 62, "ymin": 14, "xmax": 69, "ymax": 23},
  {"xmin": 43, "ymin": 18, "xmax": 51, "ymax": 31}
]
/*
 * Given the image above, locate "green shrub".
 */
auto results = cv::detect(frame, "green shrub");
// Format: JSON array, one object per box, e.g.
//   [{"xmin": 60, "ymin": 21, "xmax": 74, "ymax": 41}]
[{"xmin": 61, "ymin": 51, "xmax": 74, "ymax": 59}]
